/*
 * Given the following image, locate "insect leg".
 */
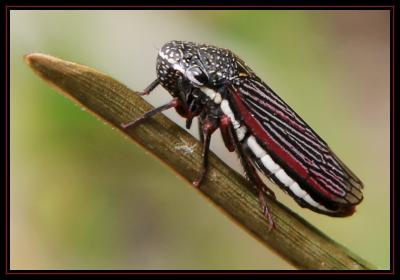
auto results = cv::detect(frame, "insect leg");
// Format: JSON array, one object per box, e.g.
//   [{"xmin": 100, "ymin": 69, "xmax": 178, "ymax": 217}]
[
  {"xmin": 186, "ymin": 118, "xmax": 193, "ymax": 129},
  {"xmin": 227, "ymin": 120, "xmax": 275, "ymax": 230},
  {"xmin": 219, "ymin": 115, "xmax": 235, "ymax": 152},
  {"xmin": 138, "ymin": 78, "xmax": 160, "ymax": 96},
  {"xmin": 258, "ymin": 190, "xmax": 275, "ymax": 231},
  {"xmin": 192, "ymin": 119, "xmax": 217, "ymax": 187},
  {"xmin": 223, "ymin": 117, "xmax": 275, "ymax": 198},
  {"xmin": 198, "ymin": 112, "xmax": 206, "ymax": 144},
  {"xmin": 121, "ymin": 98, "xmax": 180, "ymax": 129}
]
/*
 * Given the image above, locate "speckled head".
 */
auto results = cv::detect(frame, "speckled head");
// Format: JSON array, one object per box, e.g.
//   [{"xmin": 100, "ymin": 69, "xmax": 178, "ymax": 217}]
[{"xmin": 156, "ymin": 41, "xmax": 237, "ymax": 95}]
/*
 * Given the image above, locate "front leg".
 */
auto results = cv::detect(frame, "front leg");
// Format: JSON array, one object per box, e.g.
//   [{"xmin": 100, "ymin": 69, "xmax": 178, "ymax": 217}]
[
  {"xmin": 138, "ymin": 78, "xmax": 160, "ymax": 96},
  {"xmin": 121, "ymin": 98, "xmax": 180, "ymax": 129}
]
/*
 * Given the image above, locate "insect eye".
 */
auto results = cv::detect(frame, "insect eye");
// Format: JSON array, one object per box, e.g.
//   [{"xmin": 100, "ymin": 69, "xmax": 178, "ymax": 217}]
[{"xmin": 185, "ymin": 66, "xmax": 208, "ymax": 86}]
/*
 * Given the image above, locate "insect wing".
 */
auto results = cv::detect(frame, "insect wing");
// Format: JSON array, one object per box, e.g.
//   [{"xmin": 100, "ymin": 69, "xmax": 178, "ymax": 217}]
[{"xmin": 227, "ymin": 77, "xmax": 363, "ymax": 210}]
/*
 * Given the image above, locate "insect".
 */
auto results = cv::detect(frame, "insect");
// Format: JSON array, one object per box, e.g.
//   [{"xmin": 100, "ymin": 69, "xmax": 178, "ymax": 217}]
[{"xmin": 122, "ymin": 41, "xmax": 363, "ymax": 227}]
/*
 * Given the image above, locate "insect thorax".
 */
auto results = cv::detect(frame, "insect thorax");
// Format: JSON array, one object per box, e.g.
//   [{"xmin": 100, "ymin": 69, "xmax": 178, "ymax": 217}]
[{"xmin": 156, "ymin": 41, "xmax": 248, "ymax": 100}]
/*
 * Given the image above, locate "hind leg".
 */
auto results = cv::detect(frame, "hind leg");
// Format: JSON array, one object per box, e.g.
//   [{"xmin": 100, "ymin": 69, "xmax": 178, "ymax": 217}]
[{"xmin": 220, "ymin": 115, "xmax": 275, "ymax": 230}]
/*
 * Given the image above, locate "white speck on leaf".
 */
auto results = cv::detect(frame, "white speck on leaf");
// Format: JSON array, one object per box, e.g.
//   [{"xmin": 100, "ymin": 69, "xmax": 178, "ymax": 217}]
[{"xmin": 175, "ymin": 139, "xmax": 197, "ymax": 154}]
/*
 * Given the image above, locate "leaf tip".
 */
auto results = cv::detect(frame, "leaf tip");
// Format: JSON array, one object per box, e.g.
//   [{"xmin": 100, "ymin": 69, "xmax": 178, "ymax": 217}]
[
  {"xmin": 24, "ymin": 53, "xmax": 47, "ymax": 71},
  {"xmin": 23, "ymin": 53, "xmax": 36, "ymax": 66}
]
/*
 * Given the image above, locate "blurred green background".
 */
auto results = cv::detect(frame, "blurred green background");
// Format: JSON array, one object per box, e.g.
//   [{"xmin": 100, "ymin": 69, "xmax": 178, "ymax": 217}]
[{"xmin": 10, "ymin": 11, "xmax": 390, "ymax": 270}]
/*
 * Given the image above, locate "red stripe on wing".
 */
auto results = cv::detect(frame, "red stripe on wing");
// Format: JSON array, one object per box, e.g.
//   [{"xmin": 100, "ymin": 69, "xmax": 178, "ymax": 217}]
[{"xmin": 230, "ymin": 92, "xmax": 335, "ymax": 201}]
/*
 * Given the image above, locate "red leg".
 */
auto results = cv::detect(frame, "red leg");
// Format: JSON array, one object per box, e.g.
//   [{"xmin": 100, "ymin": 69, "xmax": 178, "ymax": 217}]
[
  {"xmin": 121, "ymin": 98, "xmax": 180, "ymax": 129},
  {"xmin": 225, "ymin": 119, "xmax": 276, "ymax": 229},
  {"xmin": 258, "ymin": 190, "xmax": 275, "ymax": 231},
  {"xmin": 219, "ymin": 115, "xmax": 235, "ymax": 152},
  {"xmin": 193, "ymin": 119, "xmax": 217, "ymax": 188}
]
